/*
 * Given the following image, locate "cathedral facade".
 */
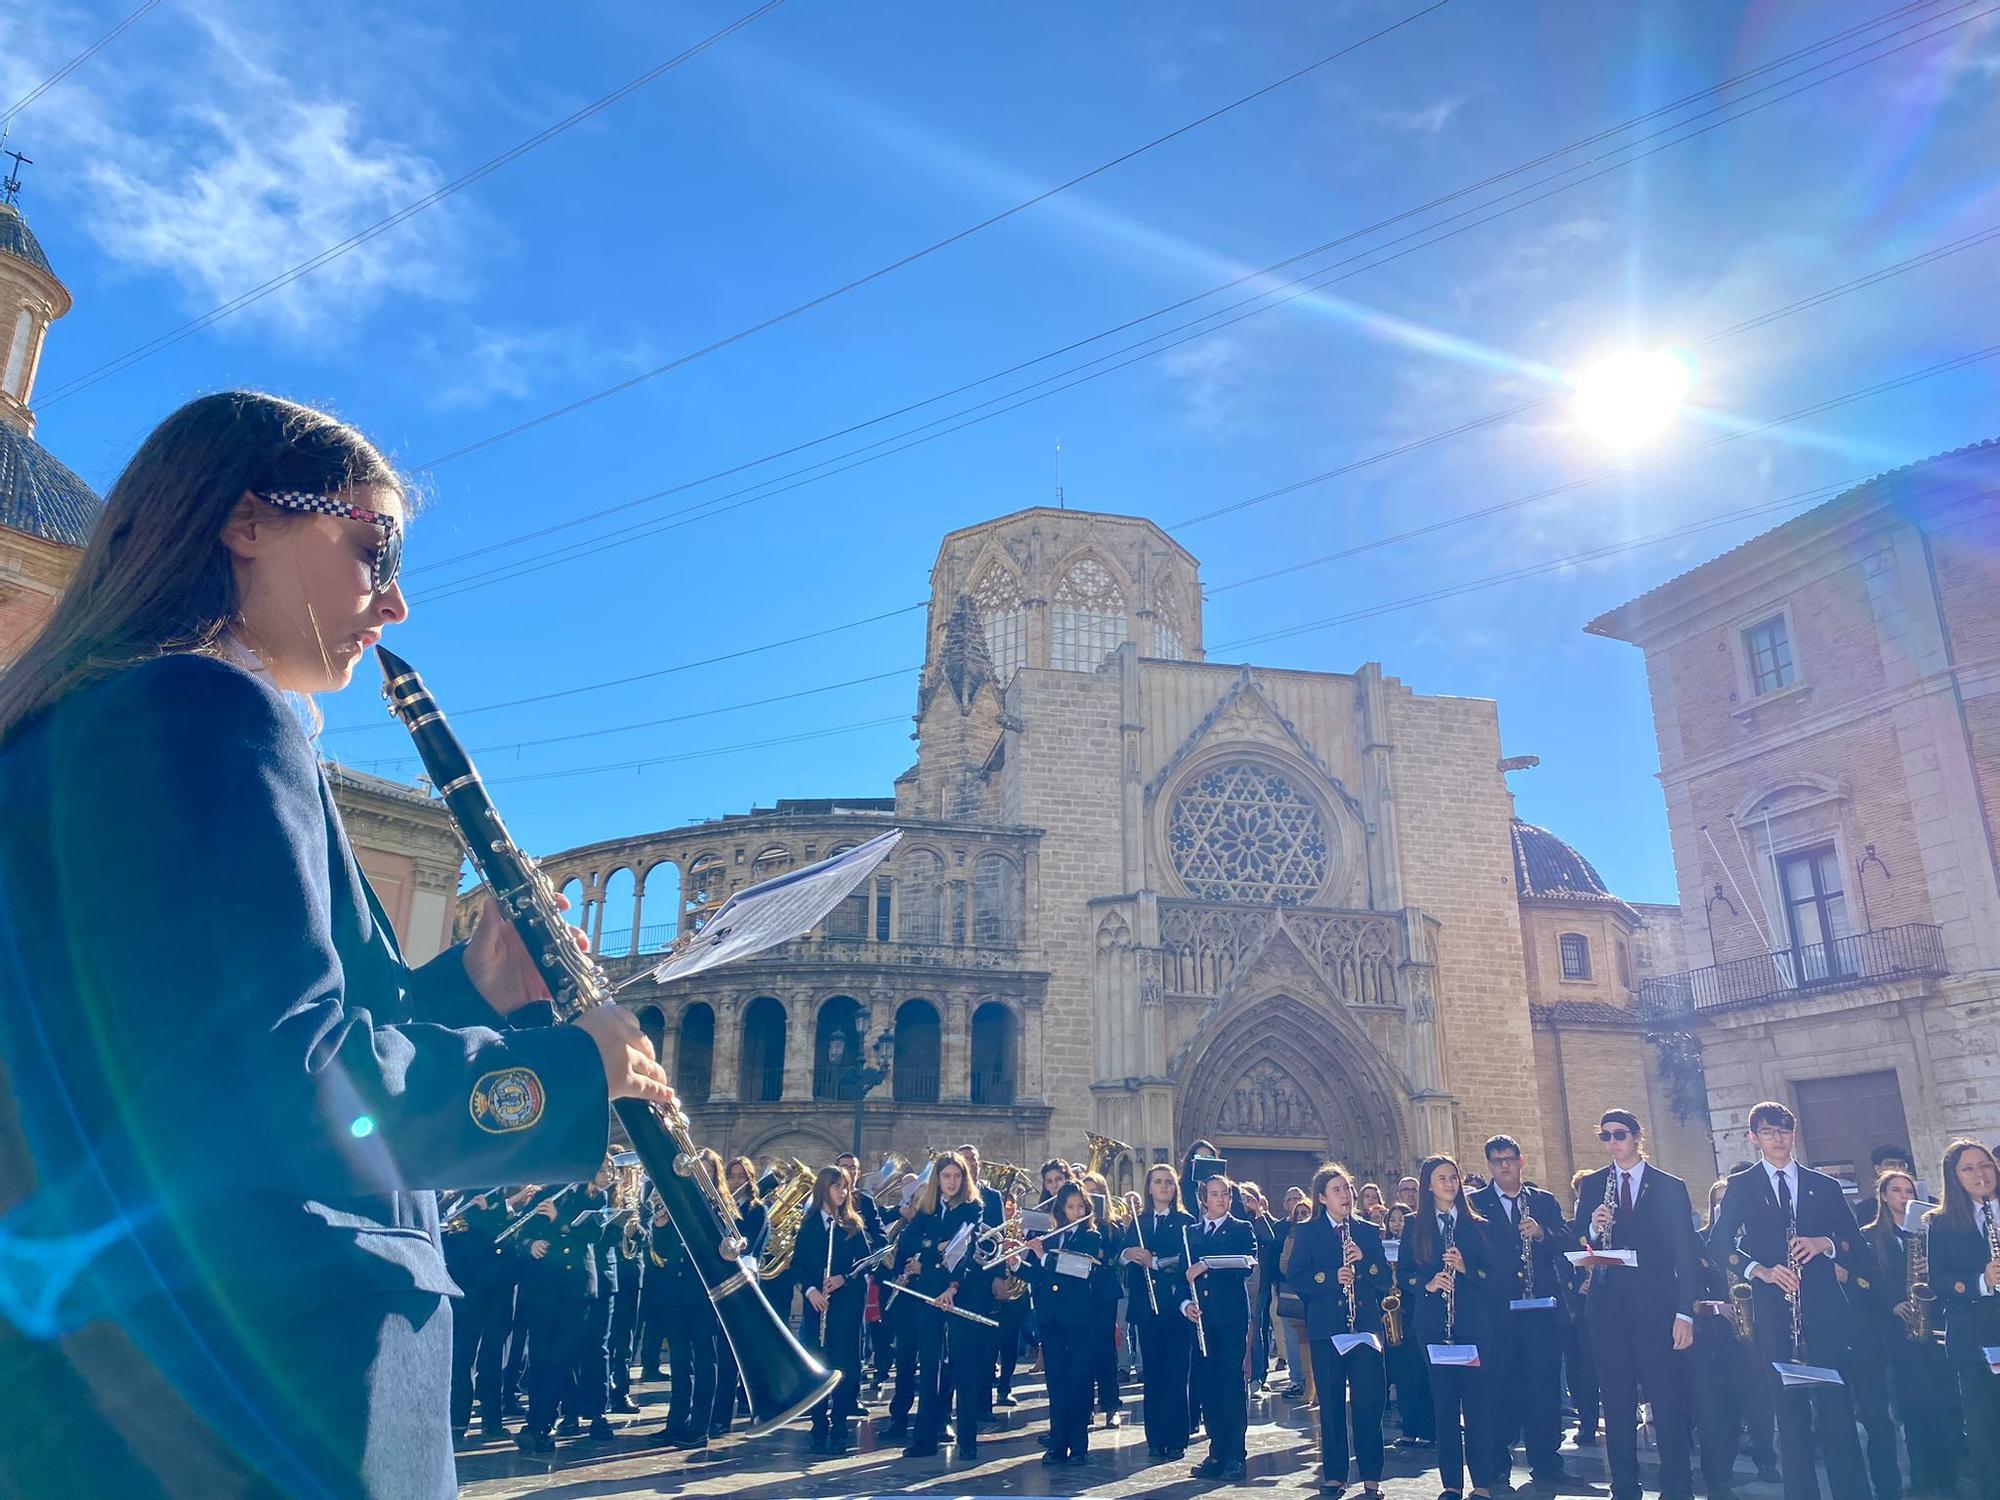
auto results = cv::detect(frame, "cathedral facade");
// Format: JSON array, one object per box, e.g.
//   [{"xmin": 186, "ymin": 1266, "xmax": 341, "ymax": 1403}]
[{"xmin": 530, "ymin": 507, "xmax": 1692, "ymax": 1192}]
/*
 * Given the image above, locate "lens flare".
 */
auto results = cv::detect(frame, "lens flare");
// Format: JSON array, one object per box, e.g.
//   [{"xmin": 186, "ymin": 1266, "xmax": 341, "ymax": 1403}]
[{"xmin": 1572, "ymin": 349, "xmax": 1696, "ymax": 447}]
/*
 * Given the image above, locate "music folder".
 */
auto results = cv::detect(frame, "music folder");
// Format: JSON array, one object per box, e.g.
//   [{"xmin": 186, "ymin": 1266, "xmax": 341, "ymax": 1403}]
[
  {"xmin": 1565, "ymin": 1248, "xmax": 1637, "ymax": 1268},
  {"xmin": 1773, "ymin": 1362, "xmax": 1844, "ymax": 1387},
  {"xmin": 1509, "ymin": 1296, "xmax": 1558, "ymax": 1310},
  {"xmin": 1333, "ymin": 1332, "xmax": 1382, "ymax": 1355},
  {"xmin": 1427, "ymin": 1343, "xmax": 1480, "ymax": 1366}
]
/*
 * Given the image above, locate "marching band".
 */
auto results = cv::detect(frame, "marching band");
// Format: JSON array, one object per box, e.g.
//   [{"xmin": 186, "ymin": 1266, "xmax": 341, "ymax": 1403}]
[{"xmin": 433, "ymin": 1114, "xmax": 2000, "ymax": 1498}]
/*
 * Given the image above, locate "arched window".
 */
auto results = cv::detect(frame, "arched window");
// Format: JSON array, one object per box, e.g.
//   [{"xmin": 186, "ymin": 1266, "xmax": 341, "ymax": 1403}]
[
  {"xmin": 637, "ymin": 1005, "xmax": 666, "ymax": 1064},
  {"xmin": 824, "ymin": 844, "xmax": 869, "ymax": 940},
  {"xmin": 814, "ymin": 996, "xmax": 865, "ymax": 1100},
  {"xmin": 638, "ymin": 859, "xmax": 681, "ymax": 953},
  {"xmin": 558, "ymin": 876, "xmax": 585, "ymax": 915},
  {"xmin": 1167, "ymin": 761, "xmax": 1334, "ymax": 906},
  {"xmin": 969, "ymin": 1002, "xmax": 1017, "ymax": 1105},
  {"xmin": 676, "ymin": 1002, "xmax": 715, "ymax": 1102},
  {"xmin": 1052, "ymin": 557, "xmax": 1126, "ymax": 672},
  {"xmin": 3, "ymin": 309, "xmax": 34, "ymax": 399},
  {"xmin": 1560, "ymin": 933, "xmax": 1592, "ymax": 980},
  {"xmin": 972, "ymin": 852, "xmax": 1021, "ymax": 946},
  {"xmin": 739, "ymin": 996, "xmax": 787, "ymax": 1102},
  {"xmin": 751, "ymin": 845, "xmax": 794, "ymax": 885},
  {"xmin": 898, "ymin": 849, "xmax": 946, "ymax": 944},
  {"xmin": 1153, "ymin": 575, "xmax": 1188, "ymax": 661},
  {"xmin": 1616, "ymin": 939, "xmax": 1633, "ymax": 990},
  {"xmin": 685, "ymin": 853, "xmax": 727, "ymax": 933},
  {"xmin": 598, "ymin": 867, "xmax": 637, "ymax": 957},
  {"xmin": 892, "ymin": 999, "xmax": 941, "ymax": 1103},
  {"xmin": 972, "ymin": 561, "xmax": 1027, "ymax": 684}
]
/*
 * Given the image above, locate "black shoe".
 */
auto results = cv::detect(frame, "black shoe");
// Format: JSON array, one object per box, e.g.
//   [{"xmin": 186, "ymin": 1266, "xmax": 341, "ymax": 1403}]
[
  {"xmin": 608, "ymin": 1393, "xmax": 638, "ymax": 1414},
  {"xmin": 586, "ymin": 1418, "xmax": 615, "ymax": 1441},
  {"xmin": 1574, "ymin": 1429, "xmax": 1598, "ymax": 1447},
  {"xmin": 1038, "ymin": 1433, "xmax": 1054, "ymax": 1449},
  {"xmin": 479, "ymin": 1418, "xmax": 505, "ymax": 1439},
  {"xmin": 501, "ymin": 1396, "xmax": 525, "ymax": 1417},
  {"xmin": 556, "ymin": 1415, "xmax": 581, "ymax": 1436},
  {"xmin": 1756, "ymin": 1466, "xmax": 1782, "ymax": 1484},
  {"xmin": 830, "ymin": 1425, "xmax": 852, "ymax": 1455},
  {"xmin": 1323, "ymin": 1481, "xmax": 1347, "ymax": 1496},
  {"xmin": 996, "ymin": 1393, "xmax": 1017, "ymax": 1408},
  {"xmin": 1167, "ymin": 1447, "xmax": 1187, "ymax": 1460},
  {"xmin": 880, "ymin": 1418, "xmax": 909, "ymax": 1441},
  {"xmin": 1215, "ymin": 1460, "xmax": 1247, "ymax": 1479},
  {"xmin": 1065, "ymin": 1453, "xmax": 1090, "ymax": 1465},
  {"xmin": 1438, "ymin": 1491, "xmax": 1463, "ymax": 1500},
  {"xmin": 807, "ymin": 1429, "xmax": 829, "ymax": 1453},
  {"xmin": 955, "ymin": 1443, "xmax": 978, "ymax": 1460},
  {"xmin": 1532, "ymin": 1468, "xmax": 1569, "ymax": 1485},
  {"xmin": 515, "ymin": 1429, "xmax": 554, "ymax": 1455},
  {"xmin": 1043, "ymin": 1449, "xmax": 1066, "ymax": 1466},
  {"xmin": 903, "ymin": 1441, "xmax": 940, "ymax": 1458},
  {"xmin": 1192, "ymin": 1459, "xmax": 1224, "ymax": 1479}
]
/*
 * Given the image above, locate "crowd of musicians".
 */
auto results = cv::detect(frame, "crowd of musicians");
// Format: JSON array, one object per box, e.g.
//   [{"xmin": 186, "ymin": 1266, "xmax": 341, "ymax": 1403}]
[{"xmin": 442, "ymin": 1108, "xmax": 2000, "ymax": 1500}]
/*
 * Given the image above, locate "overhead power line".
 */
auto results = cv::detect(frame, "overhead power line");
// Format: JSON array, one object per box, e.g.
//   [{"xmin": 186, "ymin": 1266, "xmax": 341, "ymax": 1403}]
[
  {"xmin": 409, "ymin": 2, "xmax": 1991, "ymax": 602},
  {"xmin": 406, "ymin": 0, "xmax": 1453, "ymax": 471},
  {"xmin": 34, "ymin": 0, "xmax": 789, "ymax": 405},
  {"xmin": 2, "ymin": 0, "xmax": 160, "ymax": 129}
]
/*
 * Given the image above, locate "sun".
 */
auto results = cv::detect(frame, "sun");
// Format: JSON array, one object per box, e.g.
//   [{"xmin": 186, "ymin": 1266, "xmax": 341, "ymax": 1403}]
[{"xmin": 1571, "ymin": 349, "xmax": 1695, "ymax": 448}]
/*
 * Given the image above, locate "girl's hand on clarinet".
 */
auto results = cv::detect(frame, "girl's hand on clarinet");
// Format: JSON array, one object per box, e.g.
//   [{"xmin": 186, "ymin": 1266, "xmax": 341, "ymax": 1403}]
[
  {"xmin": 464, "ymin": 891, "xmax": 588, "ymax": 1016},
  {"xmin": 577, "ymin": 1007, "xmax": 675, "ymax": 1105}
]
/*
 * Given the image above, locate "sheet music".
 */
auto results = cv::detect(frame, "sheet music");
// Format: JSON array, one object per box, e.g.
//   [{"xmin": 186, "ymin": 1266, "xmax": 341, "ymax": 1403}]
[{"xmin": 626, "ymin": 830, "xmax": 901, "ymax": 987}]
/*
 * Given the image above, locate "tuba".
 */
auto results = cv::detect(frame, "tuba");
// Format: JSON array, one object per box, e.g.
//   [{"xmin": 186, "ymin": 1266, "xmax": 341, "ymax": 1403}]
[
  {"xmin": 1085, "ymin": 1132, "xmax": 1131, "ymax": 1182},
  {"xmin": 756, "ymin": 1160, "xmax": 819, "ymax": 1282},
  {"xmin": 982, "ymin": 1160, "xmax": 1028, "ymax": 1200},
  {"xmin": 381, "ymin": 648, "xmax": 835, "ymax": 1435}
]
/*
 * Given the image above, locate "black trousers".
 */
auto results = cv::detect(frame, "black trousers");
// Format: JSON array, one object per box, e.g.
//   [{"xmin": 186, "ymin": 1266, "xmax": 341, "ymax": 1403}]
[
  {"xmin": 608, "ymin": 1278, "xmax": 640, "ymax": 1397},
  {"xmin": 1310, "ymin": 1339, "xmax": 1386, "ymax": 1484},
  {"xmin": 994, "ymin": 1297, "xmax": 1029, "ymax": 1398},
  {"xmin": 1693, "ymin": 1326, "xmax": 1778, "ymax": 1493},
  {"xmin": 1042, "ymin": 1321, "xmax": 1094, "ymax": 1460},
  {"xmin": 944, "ymin": 1316, "xmax": 991, "ymax": 1447},
  {"xmin": 1889, "ymin": 1340, "xmax": 1960, "ymax": 1494},
  {"xmin": 1587, "ymin": 1303, "xmax": 1693, "ymax": 1500},
  {"xmin": 1431, "ymin": 1357, "xmax": 1496, "ymax": 1492},
  {"xmin": 709, "ymin": 1326, "xmax": 740, "ymax": 1432},
  {"xmin": 886, "ymin": 1303, "xmax": 918, "ymax": 1423},
  {"xmin": 662, "ymin": 1305, "xmax": 716, "ymax": 1437},
  {"xmin": 449, "ymin": 1275, "xmax": 513, "ymax": 1427},
  {"xmin": 1767, "ymin": 1355, "xmax": 1868, "ymax": 1500},
  {"xmin": 910, "ymin": 1308, "xmax": 953, "ymax": 1445},
  {"xmin": 1561, "ymin": 1310, "xmax": 1598, "ymax": 1434},
  {"xmin": 1390, "ymin": 1335, "xmax": 1433, "ymax": 1438},
  {"xmin": 573, "ymin": 1290, "xmax": 614, "ymax": 1421},
  {"xmin": 1956, "ymin": 1356, "xmax": 2000, "ymax": 1500},
  {"xmin": 634, "ymin": 1295, "xmax": 670, "ymax": 1377},
  {"xmin": 524, "ymin": 1286, "xmax": 586, "ymax": 1432},
  {"xmin": 1486, "ymin": 1307, "xmax": 1564, "ymax": 1475},
  {"xmin": 1842, "ymin": 1346, "xmax": 1902, "ymax": 1500},
  {"xmin": 798, "ymin": 1296, "xmax": 862, "ymax": 1436},
  {"xmin": 1090, "ymin": 1308, "xmax": 1121, "ymax": 1412},
  {"xmin": 1137, "ymin": 1314, "xmax": 1191, "ymax": 1453},
  {"xmin": 1192, "ymin": 1318, "xmax": 1249, "ymax": 1463}
]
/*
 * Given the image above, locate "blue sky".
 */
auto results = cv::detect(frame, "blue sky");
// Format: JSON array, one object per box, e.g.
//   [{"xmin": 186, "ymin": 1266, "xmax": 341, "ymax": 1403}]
[{"xmin": 8, "ymin": 0, "xmax": 1997, "ymax": 904}]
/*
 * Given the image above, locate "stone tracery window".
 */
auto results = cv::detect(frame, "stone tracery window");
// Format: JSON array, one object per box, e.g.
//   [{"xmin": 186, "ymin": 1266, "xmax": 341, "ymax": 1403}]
[
  {"xmin": 1051, "ymin": 557, "xmax": 1126, "ymax": 672},
  {"xmin": 1153, "ymin": 575, "xmax": 1188, "ymax": 661},
  {"xmin": 972, "ymin": 562, "xmax": 1027, "ymax": 684},
  {"xmin": 1167, "ymin": 761, "xmax": 1333, "ymax": 906}
]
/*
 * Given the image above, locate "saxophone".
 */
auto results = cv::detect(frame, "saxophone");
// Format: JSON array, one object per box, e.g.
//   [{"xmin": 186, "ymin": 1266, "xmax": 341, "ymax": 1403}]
[
  {"xmin": 379, "ymin": 647, "xmax": 835, "ymax": 1435},
  {"xmin": 1905, "ymin": 1225, "xmax": 1936, "ymax": 1344}
]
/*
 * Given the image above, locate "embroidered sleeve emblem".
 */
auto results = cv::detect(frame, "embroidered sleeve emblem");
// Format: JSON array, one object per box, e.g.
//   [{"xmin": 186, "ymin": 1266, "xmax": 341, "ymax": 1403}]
[{"xmin": 471, "ymin": 1067, "xmax": 545, "ymax": 1133}]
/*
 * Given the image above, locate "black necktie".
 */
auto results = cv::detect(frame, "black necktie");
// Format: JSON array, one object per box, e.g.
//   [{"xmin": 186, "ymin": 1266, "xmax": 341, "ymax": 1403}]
[
  {"xmin": 1504, "ymin": 1196, "xmax": 1517, "ymax": 1226},
  {"xmin": 1777, "ymin": 1170, "xmax": 1793, "ymax": 1221},
  {"xmin": 1440, "ymin": 1213, "xmax": 1451, "ymax": 1239},
  {"xmin": 1618, "ymin": 1171, "xmax": 1633, "ymax": 1217}
]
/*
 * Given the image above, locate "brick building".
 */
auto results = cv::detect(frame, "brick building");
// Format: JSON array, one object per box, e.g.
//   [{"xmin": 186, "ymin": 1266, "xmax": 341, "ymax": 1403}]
[
  {"xmin": 1588, "ymin": 441, "xmax": 2000, "ymax": 1189},
  {"xmin": 539, "ymin": 507, "xmax": 1697, "ymax": 1194}
]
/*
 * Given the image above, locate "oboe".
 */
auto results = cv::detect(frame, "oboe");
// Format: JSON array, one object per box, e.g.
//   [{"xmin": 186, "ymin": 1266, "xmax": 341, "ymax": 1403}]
[{"xmin": 379, "ymin": 648, "xmax": 834, "ymax": 1435}]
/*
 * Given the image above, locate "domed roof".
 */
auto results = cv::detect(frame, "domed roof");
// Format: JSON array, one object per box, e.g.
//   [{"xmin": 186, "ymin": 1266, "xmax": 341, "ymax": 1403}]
[
  {"xmin": 0, "ymin": 202, "xmax": 56, "ymax": 282},
  {"xmin": 0, "ymin": 419, "xmax": 101, "ymax": 548},
  {"xmin": 1511, "ymin": 818, "xmax": 1627, "ymax": 909}
]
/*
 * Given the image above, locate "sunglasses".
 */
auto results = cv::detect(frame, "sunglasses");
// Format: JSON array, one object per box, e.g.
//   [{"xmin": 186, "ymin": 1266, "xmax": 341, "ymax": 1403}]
[
  {"xmin": 1598, "ymin": 1128, "xmax": 1633, "ymax": 1143},
  {"xmin": 254, "ymin": 489, "xmax": 403, "ymax": 593}
]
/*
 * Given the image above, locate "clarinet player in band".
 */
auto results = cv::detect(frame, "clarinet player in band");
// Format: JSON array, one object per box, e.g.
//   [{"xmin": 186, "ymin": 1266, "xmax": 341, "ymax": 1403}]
[
  {"xmin": 1123, "ymin": 1163, "xmax": 1196, "ymax": 1461},
  {"xmin": 791, "ymin": 1164, "xmax": 868, "ymax": 1455},
  {"xmin": 0, "ymin": 392, "xmax": 675, "ymax": 1500},
  {"xmin": 1856, "ymin": 1168, "xmax": 1961, "ymax": 1500},
  {"xmin": 1401, "ymin": 1153, "xmax": 1501, "ymax": 1500},
  {"xmin": 1706, "ymin": 1101, "xmax": 1873, "ymax": 1500},
  {"xmin": 1925, "ymin": 1139, "xmax": 2000, "ymax": 1500},
  {"xmin": 1023, "ymin": 1180, "xmax": 1105, "ymax": 1467},
  {"xmin": 1467, "ymin": 1134, "xmax": 1570, "ymax": 1486},
  {"xmin": 1183, "ymin": 1171, "xmax": 1255, "ymax": 1482},
  {"xmin": 1287, "ymin": 1162, "xmax": 1392, "ymax": 1499},
  {"xmin": 1577, "ymin": 1108, "xmax": 1700, "ymax": 1500}
]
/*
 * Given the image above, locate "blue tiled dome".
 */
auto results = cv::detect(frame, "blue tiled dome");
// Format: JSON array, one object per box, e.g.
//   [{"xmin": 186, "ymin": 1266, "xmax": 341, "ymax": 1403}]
[
  {"xmin": 0, "ymin": 202, "xmax": 55, "ymax": 281},
  {"xmin": 0, "ymin": 420, "xmax": 100, "ymax": 548}
]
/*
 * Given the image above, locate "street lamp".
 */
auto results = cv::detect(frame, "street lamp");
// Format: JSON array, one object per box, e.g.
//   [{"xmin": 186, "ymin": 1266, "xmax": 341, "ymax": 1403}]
[{"xmin": 842, "ymin": 1019, "xmax": 894, "ymax": 1158}]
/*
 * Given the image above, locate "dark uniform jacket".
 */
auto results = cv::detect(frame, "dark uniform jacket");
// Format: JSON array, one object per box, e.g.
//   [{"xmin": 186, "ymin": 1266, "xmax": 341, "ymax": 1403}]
[
  {"xmin": 1926, "ymin": 1207, "xmax": 2000, "ymax": 1364},
  {"xmin": 1288, "ymin": 1213, "xmax": 1393, "ymax": 1339},
  {"xmin": 645, "ymin": 1215, "xmax": 708, "ymax": 1308},
  {"xmin": 1124, "ymin": 1206, "xmax": 1195, "ymax": 1317},
  {"xmin": 1184, "ymin": 1213, "xmax": 1256, "ymax": 1341},
  {"xmin": 788, "ymin": 1210, "xmax": 869, "ymax": 1323},
  {"xmin": 1401, "ymin": 1207, "xmax": 1500, "ymax": 1345},
  {"xmin": 1574, "ymin": 1161, "xmax": 1702, "ymax": 1324},
  {"xmin": 1468, "ymin": 1182, "xmax": 1570, "ymax": 1304},
  {"xmin": 1030, "ymin": 1224, "xmax": 1107, "ymax": 1329},
  {"xmin": 0, "ymin": 654, "xmax": 609, "ymax": 1499},
  {"xmin": 1705, "ymin": 1161, "xmax": 1873, "ymax": 1363}
]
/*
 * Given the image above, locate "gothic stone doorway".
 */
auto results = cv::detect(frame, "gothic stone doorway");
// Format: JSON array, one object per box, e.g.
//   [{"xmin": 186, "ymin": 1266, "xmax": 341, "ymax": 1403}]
[{"xmin": 1175, "ymin": 992, "xmax": 1407, "ymax": 1191}]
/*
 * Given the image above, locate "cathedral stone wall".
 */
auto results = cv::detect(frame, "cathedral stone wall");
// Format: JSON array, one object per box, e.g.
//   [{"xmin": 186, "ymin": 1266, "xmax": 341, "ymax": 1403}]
[{"xmin": 1385, "ymin": 684, "xmax": 1546, "ymax": 1170}]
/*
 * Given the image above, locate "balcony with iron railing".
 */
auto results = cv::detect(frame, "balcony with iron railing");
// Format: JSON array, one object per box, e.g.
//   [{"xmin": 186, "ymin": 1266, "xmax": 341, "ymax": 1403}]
[
  {"xmin": 812, "ymin": 1063, "xmax": 866, "ymax": 1101},
  {"xmin": 892, "ymin": 1066, "xmax": 941, "ymax": 1104},
  {"xmin": 969, "ymin": 1068, "xmax": 1017, "ymax": 1106},
  {"xmin": 1638, "ymin": 923, "xmax": 1946, "ymax": 1019},
  {"xmin": 674, "ymin": 1061, "xmax": 712, "ymax": 1103},
  {"xmin": 739, "ymin": 1063, "xmax": 786, "ymax": 1104}
]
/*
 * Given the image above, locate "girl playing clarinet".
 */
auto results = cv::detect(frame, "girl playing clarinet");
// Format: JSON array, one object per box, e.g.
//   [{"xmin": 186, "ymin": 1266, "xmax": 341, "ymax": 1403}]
[
  {"xmin": 1123, "ymin": 1163, "xmax": 1197, "ymax": 1460},
  {"xmin": 1400, "ymin": 1153, "xmax": 1501, "ymax": 1500},
  {"xmin": 1023, "ymin": 1181, "xmax": 1104, "ymax": 1467},
  {"xmin": 1287, "ymin": 1162, "xmax": 1392, "ymax": 1498}
]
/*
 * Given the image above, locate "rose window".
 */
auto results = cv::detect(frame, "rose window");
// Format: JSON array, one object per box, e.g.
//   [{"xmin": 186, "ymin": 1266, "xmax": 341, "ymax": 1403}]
[{"xmin": 1168, "ymin": 762, "xmax": 1332, "ymax": 906}]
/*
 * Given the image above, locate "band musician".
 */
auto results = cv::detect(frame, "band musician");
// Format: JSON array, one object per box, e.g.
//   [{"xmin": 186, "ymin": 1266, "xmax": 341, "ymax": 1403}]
[
  {"xmin": 1467, "ymin": 1134, "xmax": 1570, "ymax": 1485},
  {"xmin": 1575, "ymin": 1108, "xmax": 1700, "ymax": 1500},
  {"xmin": 1705, "ymin": 1101, "xmax": 1872, "ymax": 1500}
]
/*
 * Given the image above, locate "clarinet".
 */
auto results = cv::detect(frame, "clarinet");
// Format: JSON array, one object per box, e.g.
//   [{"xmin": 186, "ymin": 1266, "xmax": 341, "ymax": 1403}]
[
  {"xmin": 1443, "ymin": 1211, "xmax": 1459, "ymax": 1342},
  {"xmin": 378, "ymin": 647, "xmax": 834, "ymax": 1435},
  {"xmin": 1337, "ymin": 1216, "xmax": 1358, "ymax": 1331},
  {"xmin": 1596, "ymin": 1167, "xmax": 1619, "ymax": 1249},
  {"xmin": 1182, "ymin": 1223, "xmax": 1209, "ymax": 1358}
]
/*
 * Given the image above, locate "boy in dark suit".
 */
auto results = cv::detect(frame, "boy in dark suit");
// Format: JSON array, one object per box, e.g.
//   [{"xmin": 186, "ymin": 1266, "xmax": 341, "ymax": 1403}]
[
  {"xmin": 1468, "ymin": 1134, "xmax": 1570, "ymax": 1484},
  {"xmin": 1707, "ymin": 1102, "xmax": 1875, "ymax": 1500}
]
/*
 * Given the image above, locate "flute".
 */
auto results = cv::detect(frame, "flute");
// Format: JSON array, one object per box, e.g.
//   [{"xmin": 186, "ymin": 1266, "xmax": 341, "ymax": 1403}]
[
  {"xmin": 1133, "ymin": 1211, "xmax": 1162, "ymax": 1319},
  {"xmin": 1182, "ymin": 1223, "xmax": 1209, "ymax": 1358}
]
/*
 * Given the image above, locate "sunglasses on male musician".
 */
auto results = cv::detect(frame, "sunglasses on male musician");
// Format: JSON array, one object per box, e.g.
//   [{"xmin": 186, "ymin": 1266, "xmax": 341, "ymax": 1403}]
[
  {"xmin": 253, "ymin": 489, "xmax": 404, "ymax": 593},
  {"xmin": 1597, "ymin": 1128, "xmax": 1633, "ymax": 1143}
]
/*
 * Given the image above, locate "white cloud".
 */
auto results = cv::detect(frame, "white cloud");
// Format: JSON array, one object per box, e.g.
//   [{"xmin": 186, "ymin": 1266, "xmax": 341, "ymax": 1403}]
[
  {"xmin": 417, "ymin": 323, "xmax": 659, "ymax": 413},
  {"xmin": 1371, "ymin": 98, "xmax": 1465, "ymax": 134},
  {"xmin": 1158, "ymin": 335, "xmax": 1255, "ymax": 434},
  {"xmin": 0, "ymin": 3, "xmax": 470, "ymax": 341}
]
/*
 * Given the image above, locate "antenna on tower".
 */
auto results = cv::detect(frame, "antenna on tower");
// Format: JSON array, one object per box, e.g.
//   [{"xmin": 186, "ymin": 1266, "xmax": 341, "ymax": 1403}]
[
  {"xmin": 1, "ymin": 147, "xmax": 31, "ymax": 208},
  {"xmin": 1054, "ymin": 437, "xmax": 1065, "ymax": 509}
]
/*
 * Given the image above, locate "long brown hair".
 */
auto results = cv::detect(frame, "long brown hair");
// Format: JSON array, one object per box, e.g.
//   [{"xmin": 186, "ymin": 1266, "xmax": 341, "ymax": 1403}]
[
  {"xmin": 913, "ymin": 1149, "xmax": 981, "ymax": 1216},
  {"xmin": 811, "ymin": 1165, "xmax": 864, "ymax": 1235},
  {"xmin": 1406, "ymin": 1152, "xmax": 1484, "ymax": 1264},
  {"xmin": 0, "ymin": 391, "xmax": 402, "ymax": 744}
]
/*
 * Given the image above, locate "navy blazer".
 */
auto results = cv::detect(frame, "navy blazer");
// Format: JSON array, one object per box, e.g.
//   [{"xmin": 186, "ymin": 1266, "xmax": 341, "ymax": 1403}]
[
  {"xmin": 1705, "ymin": 1161, "xmax": 1873, "ymax": 1363},
  {"xmin": 1287, "ymin": 1213, "xmax": 1393, "ymax": 1340},
  {"xmin": 1574, "ymin": 1161, "xmax": 1703, "ymax": 1324},
  {"xmin": 1124, "ymin": 1205, "xmax": 1196, "ymax": 1316},
  {"xmin": 1185, "ymin": 1213, "xmax": 1256, "ymax": 1338},
  {"xmin": 1467, "ymin": 1182, "xmax": 1570, "ymax": 1303},
  {"xmin": 1400, "ymin": 1207, "xmax": 1500, "ymax": 1345},
  {"xmin": 0, "ymin": 654, "xmax": 610, "ymax": 1499},
  {"xmin": 1926, "ymin": 1212, "xmax": 2000, "ymax": 1365}
]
